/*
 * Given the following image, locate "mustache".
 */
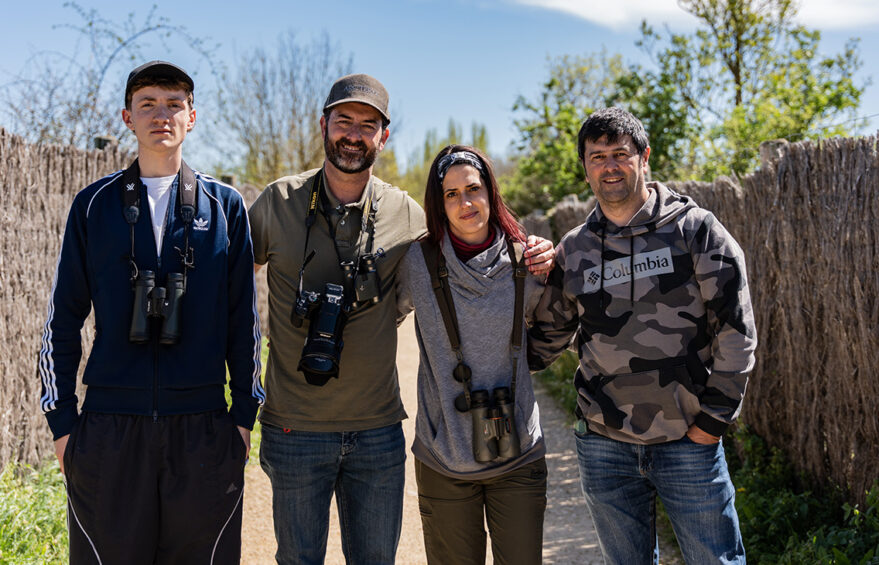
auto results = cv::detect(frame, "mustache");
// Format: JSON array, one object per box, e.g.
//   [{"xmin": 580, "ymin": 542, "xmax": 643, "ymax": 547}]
[{"xmin": 335, "ymin": 138, "xmax": 367, "ymax": 152}]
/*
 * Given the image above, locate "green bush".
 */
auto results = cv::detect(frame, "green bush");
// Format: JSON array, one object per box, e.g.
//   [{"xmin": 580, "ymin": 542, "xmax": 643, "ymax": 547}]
[
  {"xmin": 728, "ymin": 425, "xmax": 879, "ymax": 564},
  {"xmin": 0, "ymin": 461, "xmax": 67, "ymax": 564}
]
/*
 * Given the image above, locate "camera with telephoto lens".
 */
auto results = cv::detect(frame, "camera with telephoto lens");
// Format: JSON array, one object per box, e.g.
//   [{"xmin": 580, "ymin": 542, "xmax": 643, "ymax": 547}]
[
  {"xmin": 291, "ymin": 289, "xmax": 321, "ymax": 328},
  {"xmin": 129, "ymin": 270, "xmax": 185, "ymax": 345},
  {"xmin": 469, "ymin": 387, "xmax": 521, "ymax": 463},
  {"xmin": 341, "ymin": 253, "xmax": 382, "ymax": 306},
  {"xmin": 291, "ymin": 283, "xmax": 348, "ymax": 386}
]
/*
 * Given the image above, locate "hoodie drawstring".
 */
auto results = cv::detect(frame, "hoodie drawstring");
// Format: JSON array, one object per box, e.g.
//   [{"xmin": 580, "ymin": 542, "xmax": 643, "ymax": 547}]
[
  {"xmin": 599, "ymin": 219, "xmax": 607, "ymax": 310},
  {"xmin": 629, "ymin": 237, "xmax": 635, "ymax": 306},
  {"xmin": 598, "ymin": 218, "xmax": 635, "ymax": 309}
]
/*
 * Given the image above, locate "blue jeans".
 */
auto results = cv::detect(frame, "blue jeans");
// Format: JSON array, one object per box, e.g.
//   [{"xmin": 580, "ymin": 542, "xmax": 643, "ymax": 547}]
[
  {"xmin": 574, "ymin": 427, "xmax": 745, "ymax": 565},
  {"xmin": 260, "ymin": 422, "xmax": 406, "ymax": 565}
]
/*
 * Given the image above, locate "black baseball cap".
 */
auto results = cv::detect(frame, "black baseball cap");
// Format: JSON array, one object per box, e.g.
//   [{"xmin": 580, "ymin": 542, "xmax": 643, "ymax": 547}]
[
  {"xmin": 125, "ymin": 61, "xmax": 194, "ymax": 104},
  {"xmin": 323, "ymin": 74, "xmax": 390, "ymax": 124}
]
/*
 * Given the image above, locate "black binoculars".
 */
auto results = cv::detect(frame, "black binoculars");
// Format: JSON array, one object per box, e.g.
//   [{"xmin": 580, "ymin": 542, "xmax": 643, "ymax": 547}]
[
  {"xmin": 341, "ymin": 253, "xmax": 381, "ymax": 306},
  {"xmin": 469, "ymin": 387, "xmax": 521, "ymax": 463},
  {"xmin": 129, "ymin": 270, "xmax": 184, "ymax": 345},
  {"xmin": 292, "ymin": 282, "xmax": 347, "ymax": 386}
]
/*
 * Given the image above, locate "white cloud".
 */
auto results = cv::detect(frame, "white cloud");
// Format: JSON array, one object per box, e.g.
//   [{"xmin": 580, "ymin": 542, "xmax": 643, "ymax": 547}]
[
  {"xmin": 796, "ymin": 0, "xmax": 879, "ymax": 29},
  {"xmin": 512, "ymin": 0, "xmax": 879, "ymax": 31},
  {"xmin": 511, "ymin": 0, "xmax": 696, "ymax": 30}
]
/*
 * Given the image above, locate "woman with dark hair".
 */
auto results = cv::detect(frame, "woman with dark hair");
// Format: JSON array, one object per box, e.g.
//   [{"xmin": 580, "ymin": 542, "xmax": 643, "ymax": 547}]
[{"xmin": 397, "ymin": 145, "xmax": 553, "ymax": 564}]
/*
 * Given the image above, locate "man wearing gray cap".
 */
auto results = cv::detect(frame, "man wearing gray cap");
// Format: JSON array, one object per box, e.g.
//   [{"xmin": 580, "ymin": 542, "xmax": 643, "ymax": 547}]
[
  {"xmin": 39, "ymin": 60, "xmax": 263, "ymax": 563},
  {"xmin": 251, "ymin": 73, "xmax": 555, "ymax": 564},
  {"xmin": 249, "ymin": 74, "xmax": 423, "ymax": 564}
]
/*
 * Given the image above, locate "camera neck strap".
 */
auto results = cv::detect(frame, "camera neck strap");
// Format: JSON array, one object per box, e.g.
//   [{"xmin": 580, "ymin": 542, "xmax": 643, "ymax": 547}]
[
  {"xmin": 298, "ymin": 169, "xmax": 378, "ymax": 297},
  {"xmin": 420, "ymin": 236, "xmax": 526, "ymax": 403},
  {"xmin": 121, "ymin": 159, "xmax": 198, "ymax": 290}
]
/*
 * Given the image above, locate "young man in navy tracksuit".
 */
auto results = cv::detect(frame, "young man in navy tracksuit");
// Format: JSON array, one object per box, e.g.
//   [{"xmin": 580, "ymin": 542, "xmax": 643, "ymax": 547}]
[{"xmin": 37, "ymin": 61, "xmax": 264, "ymax": 564}]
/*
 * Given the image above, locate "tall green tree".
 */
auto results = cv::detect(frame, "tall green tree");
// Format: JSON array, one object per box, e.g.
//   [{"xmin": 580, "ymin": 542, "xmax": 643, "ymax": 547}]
[
  {"xmin": 615, "ymin": 0, "xmax": 865, "ymax": 179},
  {"xmin": 505, "ymin": 52, "xmax": 627, "ymax": 214}
]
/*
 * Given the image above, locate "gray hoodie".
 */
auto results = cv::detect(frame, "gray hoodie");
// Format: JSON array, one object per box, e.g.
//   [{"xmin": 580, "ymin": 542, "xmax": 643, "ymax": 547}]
[{"xmin": 396, "ymin": 230, "xmax": 545, "ymax": 479}]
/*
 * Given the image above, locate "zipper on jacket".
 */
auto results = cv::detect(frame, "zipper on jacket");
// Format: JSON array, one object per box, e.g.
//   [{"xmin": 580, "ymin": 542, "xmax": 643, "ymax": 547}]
[
  {"xmin": 153, "ymin": 335, "xmax": 159, "ymax": 422},
  {"xmin": 152, "ymin": 206, "xmax": 165, "ymax": 423}
]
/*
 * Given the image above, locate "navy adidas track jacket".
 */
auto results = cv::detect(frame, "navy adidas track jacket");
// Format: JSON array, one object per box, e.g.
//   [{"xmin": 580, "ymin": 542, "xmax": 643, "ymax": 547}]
[{"xmin": 38, "ymin": 167, "xmax": 265, "ymax": 440}]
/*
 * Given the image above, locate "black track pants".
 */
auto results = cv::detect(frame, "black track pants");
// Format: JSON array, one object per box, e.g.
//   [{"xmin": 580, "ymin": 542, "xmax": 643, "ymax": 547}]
[{"xmin": 63, "ymin": 411, "xmax": 248, "ymax": 565}]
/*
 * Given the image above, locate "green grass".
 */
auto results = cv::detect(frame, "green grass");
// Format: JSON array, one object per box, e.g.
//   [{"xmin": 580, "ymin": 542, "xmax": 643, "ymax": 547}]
[{"xmin": 0, "ymin": 461, "xmax": 68, "ymax": 564}]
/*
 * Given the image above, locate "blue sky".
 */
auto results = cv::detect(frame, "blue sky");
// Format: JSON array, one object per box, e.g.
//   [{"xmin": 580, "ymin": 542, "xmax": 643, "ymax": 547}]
[{"xmin": 2, "ymin": 0, "xmax": 877, "ymax": 168}]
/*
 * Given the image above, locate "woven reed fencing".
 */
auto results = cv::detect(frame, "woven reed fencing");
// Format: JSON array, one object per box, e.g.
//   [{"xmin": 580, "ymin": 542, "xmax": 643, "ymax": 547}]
[
  {"xmin": 0, "ymin": 128, "xmax": 131, "ymax": 469},
  {"xmin": 668, "ymin": 136, "xmax": 879, "ymax": 508}
]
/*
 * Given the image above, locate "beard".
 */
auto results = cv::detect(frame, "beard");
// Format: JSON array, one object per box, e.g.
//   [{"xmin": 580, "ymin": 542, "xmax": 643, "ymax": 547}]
[{"xmin": 324, "ymin": 134, "xmax": 378, "ymax": 174}]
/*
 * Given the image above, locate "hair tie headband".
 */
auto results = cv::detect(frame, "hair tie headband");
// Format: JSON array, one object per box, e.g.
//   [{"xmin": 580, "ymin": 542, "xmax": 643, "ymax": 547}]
[{"xmin": 436, "ymin": 151, "xmax": 484, "ymax": 181}]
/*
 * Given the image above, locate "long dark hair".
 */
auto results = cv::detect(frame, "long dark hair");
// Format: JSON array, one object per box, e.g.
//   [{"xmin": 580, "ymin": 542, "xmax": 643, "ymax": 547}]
[{"xmin": 423, "ymin": 144, "xmax": 524, "ymax": 245}]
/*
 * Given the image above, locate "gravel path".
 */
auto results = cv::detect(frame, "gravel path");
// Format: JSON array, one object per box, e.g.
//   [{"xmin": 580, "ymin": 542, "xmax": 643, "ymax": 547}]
[{"xmin": 240, "ymin": 316, "xmax": 660, "ymax": 564}]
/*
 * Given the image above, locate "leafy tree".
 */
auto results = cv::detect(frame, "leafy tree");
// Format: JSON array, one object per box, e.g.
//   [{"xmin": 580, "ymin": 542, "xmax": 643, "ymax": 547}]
[
  {"xmin": 220, "ymin": 32, "xmax": 352, "ymax": 187},
  {"xmin": 506, "ymin": 52, "xmax": 627, "ymax": 214},
  {"xmin": 0, "ymin": 2, "xmax": 217, "ymax": 151},
  {"xmin": 615, "ymin": 0, "xmax": 865, "ymax": 179}
]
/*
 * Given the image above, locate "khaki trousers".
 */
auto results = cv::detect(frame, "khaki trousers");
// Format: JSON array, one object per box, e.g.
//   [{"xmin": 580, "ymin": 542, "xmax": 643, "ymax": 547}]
[{"xmin": 415, "ymin": 457, "xmax": 547, "ymax": 565}]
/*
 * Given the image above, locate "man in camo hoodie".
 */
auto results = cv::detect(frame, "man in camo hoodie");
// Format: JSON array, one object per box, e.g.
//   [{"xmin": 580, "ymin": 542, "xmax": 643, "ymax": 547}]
[{"xmin": 529, "ymin": 107, "xmax": 756, "ymax": 565}]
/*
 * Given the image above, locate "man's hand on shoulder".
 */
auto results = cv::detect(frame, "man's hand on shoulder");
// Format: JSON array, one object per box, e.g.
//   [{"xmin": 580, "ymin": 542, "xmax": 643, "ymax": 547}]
[
  {"xmin": 524, "ymin": 235, "xmax": 555, "ymax": 276},
  {"xmin": 686, "ymin": 424, "xmax": 721, "ymax": 445}
]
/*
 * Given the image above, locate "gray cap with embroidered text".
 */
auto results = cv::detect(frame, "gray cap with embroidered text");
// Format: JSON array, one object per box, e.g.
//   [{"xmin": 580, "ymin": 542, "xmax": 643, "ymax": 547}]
[{"xmin": 323, "ymin": 74, "xmax": 390, "ymax": 123}]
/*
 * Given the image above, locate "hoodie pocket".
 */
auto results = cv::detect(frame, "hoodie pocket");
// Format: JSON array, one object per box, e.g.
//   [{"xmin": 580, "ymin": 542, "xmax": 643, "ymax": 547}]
[{"xmin": 583, "ymin": 364, "xmax": 700, "ymax": 443}]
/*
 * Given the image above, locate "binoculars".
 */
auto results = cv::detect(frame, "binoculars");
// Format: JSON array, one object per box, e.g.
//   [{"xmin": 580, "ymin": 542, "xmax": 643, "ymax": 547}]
[
  {"xmin": 341, "ymin": 253, "xmax": 381, "ymax": 305},
  {"xmin": 469, "ymin": 387, "xmax": 521, "ymax": 463},
  {"xmin": 129, "ymin": 270, "xmax": 184, "ymax": 345}
]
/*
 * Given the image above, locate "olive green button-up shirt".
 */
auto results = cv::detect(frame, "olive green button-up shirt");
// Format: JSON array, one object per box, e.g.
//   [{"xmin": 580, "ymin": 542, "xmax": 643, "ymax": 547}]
[{"xmin": 249, "ymin": 168, "xmax": 426, "ymax": 431}]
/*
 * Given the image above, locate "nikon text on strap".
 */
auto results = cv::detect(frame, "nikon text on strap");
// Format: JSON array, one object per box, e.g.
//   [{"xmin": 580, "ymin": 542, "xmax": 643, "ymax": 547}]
[
  {"xmin": 420, "ymin": 236, "xmax": 527, "ymax": 411},
  {"xmin": 121, "ymin": 158, "xmax": 198, "ymax": 289},
  {"xmin": 298, "ymin": 169, "xmax": 379, "ymax": 309}
]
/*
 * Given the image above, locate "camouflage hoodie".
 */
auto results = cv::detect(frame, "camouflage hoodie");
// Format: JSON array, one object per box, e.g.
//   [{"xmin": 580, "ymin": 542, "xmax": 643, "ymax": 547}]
[{"xmin": 529, "ymin": 182, "xmax": 757, "ymax": 444}]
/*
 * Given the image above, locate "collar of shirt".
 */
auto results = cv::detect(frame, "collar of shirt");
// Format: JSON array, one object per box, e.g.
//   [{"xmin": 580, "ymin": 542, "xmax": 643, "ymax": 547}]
[
  {"xmin": 321, "ymin": 171, "xmax": 373, "ymax": 216},
  {"xmin": 319, "ymin": 171, "xmax": 375, "ymax": 254}
]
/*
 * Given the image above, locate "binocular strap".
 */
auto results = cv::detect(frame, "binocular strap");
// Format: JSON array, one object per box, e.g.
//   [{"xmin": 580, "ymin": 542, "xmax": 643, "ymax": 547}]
[
  {"xmin": 121, "ymin": 158, "xmax": 199, "ymax": 290},
  {"xmin": 419, "ymin": 237, "xmax": 526, "ymax": 408}
]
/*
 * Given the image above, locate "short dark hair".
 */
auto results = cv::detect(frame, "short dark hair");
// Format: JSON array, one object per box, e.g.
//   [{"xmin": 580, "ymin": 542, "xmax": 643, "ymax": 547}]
[
  {"xmin": 125, "ymin": 76, "xmax": 194, "ymax": 110},
  {"xmin": 577, "ymin": 107, "xmax": 649, "ymax": 162},
  {"xmin": 423, "ymin": 144, "xmax": 524, "ymax": 245}
]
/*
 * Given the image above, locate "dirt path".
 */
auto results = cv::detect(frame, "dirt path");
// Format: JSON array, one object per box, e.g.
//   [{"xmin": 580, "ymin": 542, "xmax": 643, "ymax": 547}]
[{"xmin": 241, "ymin": 317, "xmax": 607, "ymax": 564}]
